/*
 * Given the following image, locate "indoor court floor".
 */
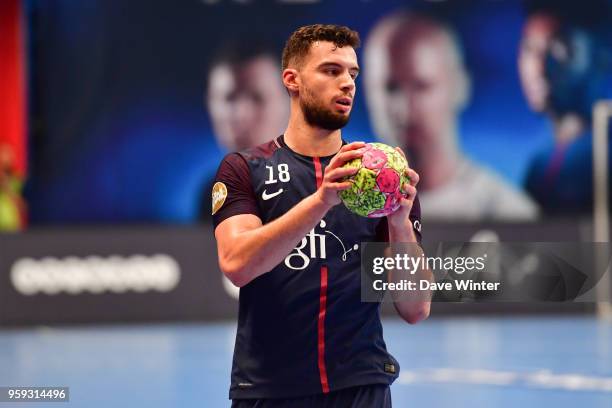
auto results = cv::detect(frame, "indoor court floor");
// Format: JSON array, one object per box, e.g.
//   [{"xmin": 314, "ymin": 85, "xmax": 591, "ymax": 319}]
[{"xmin": 1, "ymin": 316, "xmax": 611, "ymax": 407}]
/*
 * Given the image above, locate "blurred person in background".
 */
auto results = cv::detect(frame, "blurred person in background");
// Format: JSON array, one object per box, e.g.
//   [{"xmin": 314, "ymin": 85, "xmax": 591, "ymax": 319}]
[
  {"xmin": 199, "ymin": 40, "xmax": 290, "ymax": 219},
  {"xmin": 206, "ymin": 40, "xmax": 289, "ymax": 152},
  {"xmin": 364, "ymin": 11, "xmax": 539, "ymax": 222},
  {"xmin": 518, "ymin": 7, "xmax": 612, "ymax": 214},
  {"xmin": 0, "ymin": 143, "xmax": 26, "ymax": 231}
]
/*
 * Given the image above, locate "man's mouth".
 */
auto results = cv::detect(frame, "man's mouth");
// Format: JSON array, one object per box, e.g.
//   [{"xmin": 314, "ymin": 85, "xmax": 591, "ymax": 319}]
[
  {"xmin": 334, "ymin": 97, "xmax": 352, "ymax": 112},
  {"xmin": 336, "ymin": 97, "xmax": 352, "ymax": 107}
]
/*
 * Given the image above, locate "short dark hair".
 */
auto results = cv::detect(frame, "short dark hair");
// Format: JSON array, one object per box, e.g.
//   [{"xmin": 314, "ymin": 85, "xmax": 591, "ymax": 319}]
[{"xmin": 281, "ymin": 24, "xmax": 360, "ymax": 70}]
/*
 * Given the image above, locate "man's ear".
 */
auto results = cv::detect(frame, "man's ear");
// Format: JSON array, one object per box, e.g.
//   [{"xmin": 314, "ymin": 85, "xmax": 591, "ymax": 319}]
[{"xmin": 282, "ymin": 68, "xmax": 300, "ymax": 95}]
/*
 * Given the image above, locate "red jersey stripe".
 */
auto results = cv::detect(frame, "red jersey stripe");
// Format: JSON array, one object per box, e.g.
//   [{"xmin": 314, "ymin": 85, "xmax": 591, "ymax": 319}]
[
  {"xmin": 317, "ymin": 265, "xmax": 330, "ymax": 393},
  {"xmin": 313, "ymin": 157, "xmax": 329, "ymax": 393},
  {"xmin": 313, "ymin": 157, "xmax": 323, "ymax": 189}
]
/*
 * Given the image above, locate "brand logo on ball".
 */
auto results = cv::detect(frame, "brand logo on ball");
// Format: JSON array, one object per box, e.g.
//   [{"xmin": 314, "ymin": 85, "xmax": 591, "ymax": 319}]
[
  {"xmin": 284, "ymin": 219, "xmax": 359, "ymax": 270},
  {"xmin": 339, "ymin": 143, "xmax": 409, "ymax": 218},
  {"xmin": 211, "ymin": 182, "xmax": 228, "ymax": 215}
]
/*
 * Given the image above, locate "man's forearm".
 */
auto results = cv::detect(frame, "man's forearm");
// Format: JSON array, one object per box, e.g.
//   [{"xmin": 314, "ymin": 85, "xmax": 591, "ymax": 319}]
[
  {"xmin": 388, "ymin": 219, "xmax": 417, "ymax": 243},
  {"xmin": 388, "ymin": 219, "xmax": 432, "ymax": 323},
  {"xmin": 221, "ymin": 192, "xmax": 332, "ymax": 286}
]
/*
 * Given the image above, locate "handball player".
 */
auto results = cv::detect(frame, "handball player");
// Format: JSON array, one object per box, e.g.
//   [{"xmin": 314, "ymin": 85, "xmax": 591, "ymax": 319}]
[{"xmin": 213, "ymin": 24, "xmax": 430, "ymax": 407}]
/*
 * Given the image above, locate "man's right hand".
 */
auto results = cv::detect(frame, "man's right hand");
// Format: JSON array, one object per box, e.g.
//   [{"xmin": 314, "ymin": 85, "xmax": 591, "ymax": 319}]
[{"xmin": 316, "ymin": 141, "xmax": 366, "ymax": 206}]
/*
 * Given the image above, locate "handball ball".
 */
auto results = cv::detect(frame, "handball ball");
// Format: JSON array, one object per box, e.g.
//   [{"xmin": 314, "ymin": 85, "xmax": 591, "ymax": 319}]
[{"xmin": 339, "ymin": 142, "xmax": 410, "ymax": 218}]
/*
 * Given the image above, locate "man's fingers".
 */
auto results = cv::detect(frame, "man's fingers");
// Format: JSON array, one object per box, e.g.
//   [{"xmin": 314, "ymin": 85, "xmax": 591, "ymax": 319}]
[
  {"xmin": 328, "ymin": 141, "xmax": 366, "ymax": 168},
  {"xmin": 326, "ymin": 166, "xmax": 359, "ymax": 182},
  {"xmin": 329, "ymin": 148, "xmax": 365, "ymax": 169},
  {"xmin": 402, "ymin": 183, "xmax": 417, "ymax": 199},
  {"xmin": 395, "ymin": 146, "xmax": 419, "ymax": 186},
  {"xmin": 338, "ymin": 149, "xmax": 365, "ymax": 164},
  {"xmin": 330, "ymin": 181, "xmax": 353, "ymax": 191},
  {"xmin": 395, "ymin": 146, "xmax": 407, "ymax": 160},
  {"xmin": 407, "ymin": 168, "xmax": 419, "ymax": 186},
  {"xmin": 340, "ymin": 141, "xmax": 366, "ymax": 153}
]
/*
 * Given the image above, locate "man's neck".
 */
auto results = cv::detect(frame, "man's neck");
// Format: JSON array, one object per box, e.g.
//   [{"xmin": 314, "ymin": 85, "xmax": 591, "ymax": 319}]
[{"xmin": 283, "ymin": 110, "xmax": 343, "ymax": 157}]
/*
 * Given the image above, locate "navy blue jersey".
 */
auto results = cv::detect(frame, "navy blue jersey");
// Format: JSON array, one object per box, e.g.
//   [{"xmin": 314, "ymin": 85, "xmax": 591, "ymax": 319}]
[{"xmin": 212, "ymin": 135, "xmax": 422, "ymax": 400}]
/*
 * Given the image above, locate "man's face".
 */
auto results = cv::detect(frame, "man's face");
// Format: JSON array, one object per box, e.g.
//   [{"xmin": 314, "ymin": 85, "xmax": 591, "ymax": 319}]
[
  {"xmin": 207, "ymin": 56, "xmax": 288, "ymax": 151},
  {"xmin": 518, "ymin": 14, "xmax": 559, "ymax": 112},
  {"xmin": 366, "ymin": 29, "xmax": 464, "ymax": 156},
  {"xmin": 295, "ymin": 41, "xmax": 359, "ymax": 130}
]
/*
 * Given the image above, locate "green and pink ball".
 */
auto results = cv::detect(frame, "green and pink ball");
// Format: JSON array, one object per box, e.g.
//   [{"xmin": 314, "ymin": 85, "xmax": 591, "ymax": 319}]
[{"xmin": 339, "ymin": 142, "xmax": 410, "ymax": 218}]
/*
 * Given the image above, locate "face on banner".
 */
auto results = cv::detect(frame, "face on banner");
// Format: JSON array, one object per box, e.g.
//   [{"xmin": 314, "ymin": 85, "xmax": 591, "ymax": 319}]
[
  {"xmin": 24, "ymin": 1, "xmax": 612, "ymax": 224},
  {"xmin": 207, "ymin": 55, "xmax": 289, "ymax": 151}
]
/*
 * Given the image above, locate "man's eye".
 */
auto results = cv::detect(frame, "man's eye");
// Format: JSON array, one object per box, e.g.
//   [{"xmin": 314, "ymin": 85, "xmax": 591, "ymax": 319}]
[{"xmin": 326, "ymin": 68, "xmax": 338, "ymax": 75}]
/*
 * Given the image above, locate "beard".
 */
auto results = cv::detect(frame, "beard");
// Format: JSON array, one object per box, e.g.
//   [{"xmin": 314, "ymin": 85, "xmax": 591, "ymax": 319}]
[{"xmin": 300, "ymin": 88, "xmax": 350, "ymax": 131}]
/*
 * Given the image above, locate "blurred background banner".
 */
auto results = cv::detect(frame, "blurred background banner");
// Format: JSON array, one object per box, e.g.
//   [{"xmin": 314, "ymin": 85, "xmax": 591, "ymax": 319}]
[
  {"xmin": 20, "ymin": 0, "xmax": 612, "ymax": 224},
  {"xmin": 0, "ymin": 226, "xmax": 237, "ymax": 326},
  {"xmin": 0, "ymin": 222, "xmax": 601, "ymax": 326}
]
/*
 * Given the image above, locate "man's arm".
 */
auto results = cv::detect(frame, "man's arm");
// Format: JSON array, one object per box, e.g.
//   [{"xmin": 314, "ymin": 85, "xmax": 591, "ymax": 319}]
[
  {"xmin": 386, "ymin": 151, "xmax": 432, "ymax": 324},
  {"xmin": 215, "ymin": 142, "xmax": 365, "ymax": 287}
]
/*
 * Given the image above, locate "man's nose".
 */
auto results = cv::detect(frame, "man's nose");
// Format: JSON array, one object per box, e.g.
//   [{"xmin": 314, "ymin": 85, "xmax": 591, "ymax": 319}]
[{"xmin": 340, "ymin": 73, "xmax": 355, "ymax": 93}]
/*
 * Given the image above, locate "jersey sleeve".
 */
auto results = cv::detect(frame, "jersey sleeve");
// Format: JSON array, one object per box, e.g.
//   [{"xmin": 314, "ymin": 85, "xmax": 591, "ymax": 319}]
[
  {"xmin": 375, "ymin": 194, "xmax": 422, "ymax": 244},
  {"xmin": 211, "ymin": 153, "xmax": 260, "ymax": 229}
]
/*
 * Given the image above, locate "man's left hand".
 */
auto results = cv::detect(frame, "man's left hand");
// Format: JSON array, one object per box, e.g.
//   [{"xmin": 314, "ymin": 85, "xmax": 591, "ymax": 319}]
[{"xmin": 387, "ymin": 146, "xmax": 419, "ymax": 228}]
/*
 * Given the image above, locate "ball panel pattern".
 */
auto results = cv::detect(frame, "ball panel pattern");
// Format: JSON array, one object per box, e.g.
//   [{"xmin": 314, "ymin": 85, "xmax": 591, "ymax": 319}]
[{"xmin": 338, "ymin": 142, "xmax": 409, "ymax": 218}]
